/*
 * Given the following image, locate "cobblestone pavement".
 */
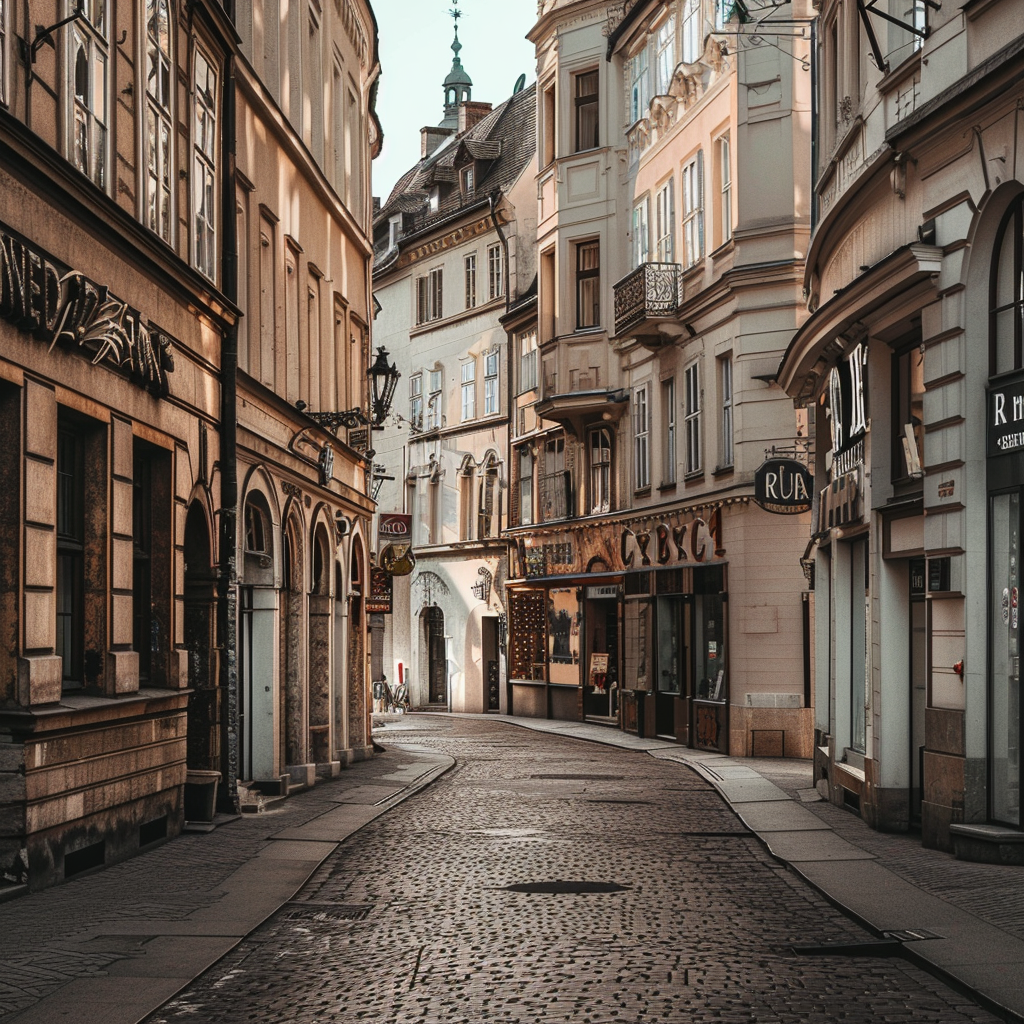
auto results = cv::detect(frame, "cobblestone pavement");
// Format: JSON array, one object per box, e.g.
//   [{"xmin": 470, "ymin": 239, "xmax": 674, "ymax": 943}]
[
  {"xmin": 743, "ymin": 756, "xmax": 1024, "ymax": 942},
  {"xmin": 147, "ymin": 717, "xmax": 1002, "ymax": 1024}
]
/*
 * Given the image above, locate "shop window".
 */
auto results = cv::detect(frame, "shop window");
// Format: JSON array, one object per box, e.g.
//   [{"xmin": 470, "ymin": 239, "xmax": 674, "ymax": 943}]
[
  {"xmin": 682, "ymin": 151, "xmax": 704, "ymax": 267},
  {"xmin": 465, "ymin": 253, "xmax": 477, "ymax": 309},
  {"xmin": 589, "ymin": 428, "xmax": 612, "ymax": 514},
  {"xmin": 685, "ymin": 360, "xmax": 702, "ymax": 475},
  {"xmin": 518, "ymin": 447, "xmax": 534, "ymax": 526},
  {"xmin": 540, "ymin": 435, "xmax": 568, "ymax": 521},
  {"xmin": 574, "ymin": 69, "xmax": 599, "ymax": 152},
  {"xmin": 193, "ymin": 45, "xmax": 218, "ymax": 280},
  {"xmin": 848, "ymin": 536, "xmax": 868, "ymax": 755},
  {"xmin": 144, "ymin": 0, "xmax": 173, "ymax": 239},
  {"xmin": 509, "ymin": 590, "xmax": 546, "ymax": 680},
  {"xmin": 576, "ymin": 240, "xmax": 600, "ymax": 330},
  {"xmin": 57, "ymin": 425, "xmax": 85, "ymax": 690},
  {"xmin": 69, "ymin": 0, "xmax": 109, "ymax": 190},
  {"xmin": 633, "ymin": 385, "xmax": 650, "ymax": 491},
  {"xmin": 892, "ymin": 341, "xmax": 924, "ymax": 481},
  {"xmin": 991, "ymin": 194, "xmax": 1024, "ymax": 376},
  {"xmin": 548, "ymin": 588, "xmax": 580, "ymax": 685}
]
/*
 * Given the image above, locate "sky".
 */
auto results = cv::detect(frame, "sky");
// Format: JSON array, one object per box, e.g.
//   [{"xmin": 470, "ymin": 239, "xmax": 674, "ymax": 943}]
[{"xmin": 371, "ymin": 0, "xmax": 539, "ymax": 203}]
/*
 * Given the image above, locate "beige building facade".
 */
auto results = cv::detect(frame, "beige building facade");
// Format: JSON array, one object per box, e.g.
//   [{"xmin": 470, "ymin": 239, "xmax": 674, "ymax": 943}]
[{"xmin": 778, "ymin": 0, "xmax": 1024, "ymax": 855}]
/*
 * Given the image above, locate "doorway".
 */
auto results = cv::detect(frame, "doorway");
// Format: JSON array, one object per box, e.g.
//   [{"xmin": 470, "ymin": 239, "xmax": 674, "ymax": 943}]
[
  {"xmin": 426, "ymin": 606, "xmax": 447, "ymax": 704},
  {"xmin": 482, "ymin": 616, "xmax": 500, "ymax": 711},
  {"xmin": 655, "ymin": 596, "xmax": 686, "ymax": 738},
  {"xmin": 910, "ymin": 579, "xmax": 927, "ymax": 826}
]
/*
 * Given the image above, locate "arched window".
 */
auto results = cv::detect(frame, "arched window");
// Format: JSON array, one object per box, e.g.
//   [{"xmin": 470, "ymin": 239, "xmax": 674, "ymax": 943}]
[
  {"xmin": 991, "ymin": 193, "xmax": 1024, "ymax": 376},
  {"xmin": 244, "ymin": 500, "xmax": 268, "ymax": 553},
  {"xmin": 479, "ymin": 454, "xmax": 499, "ymax": 538}
]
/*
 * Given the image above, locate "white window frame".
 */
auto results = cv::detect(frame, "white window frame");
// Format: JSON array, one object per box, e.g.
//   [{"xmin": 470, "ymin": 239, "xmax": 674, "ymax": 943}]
[
  {"xmin": 193, "ymin": 44, "xmax": 218, "ymax": 281},
  {"xmin": 461, "ymin": 359, "xmax": 476, "ymax": 421},
  {"xmin": 682, "ymin": 151, "xmax": 704, "ymax": 267},
  {"xmin": 655, "ymin": 178, "xmax": 675, "ymax": 263},
  {"xmin": 416, "ymin": 266, "xmax": 443, "ymax": 324},
  {"xmin": 719, "ymin": 134, "xmax": 732, "ymax": 246},
  {"xmin": 143, "ymin": 0, "xmax": 173, "ymax": 238},
  {"xmin": 69, "ymin": 0, "xmax": 110, "ymax": 191},
  {"xmin": 426, "ymin": 368, "xmax": 442, "ymax": 429},
  {"xmin": 590, "ymin": 428, "xmax": 612, "ymax": 514},
  {"xmin": 465, "ymin": 252, "xmax": 477, "ymax": 309},
  {"xmin": 682, "ymin": 0, "xmax": 701, "ymax": 64},
  {"xmin": 632, "ymin": 199, "xmax": 650, "ymax": 269},
  {"xmin": 484, "ymin": 350, "xmax": 499, "ymax": 416},
  {"xmin": 518, "ymin": 328, "xmax": 538, "ymax": 393},
  {"xmin": 720, "ymin": 355, "xmax": 734, "ymax": 468},
  {"xmin": 684, "ymin": 360, "xmax": 702, "ymax": 475},
  {"xmin": 487, "ymin": 243, "xmax": 504, "ymax": 300},
  {"xmin": 409, "ymin": 373, "xmax": 423, "ymax": 430},
  {"xmin": 633, "ymin": 385, "xmax": 650, "ymax": 491},
  {"xmin": 655, "ymin": 15, "xmax": 676, "ymax": 95},
  {"xmin": 629, "ymin": 45, "xmax": 649, "ymax": 123},
  {"xmin": 663, "ymin": 377, "xmax": 676, "ymax": 485}
]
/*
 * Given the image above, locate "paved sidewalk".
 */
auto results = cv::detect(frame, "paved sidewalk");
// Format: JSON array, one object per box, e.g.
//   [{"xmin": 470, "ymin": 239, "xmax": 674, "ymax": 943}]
[
  {"xmin": 0, "ymin": 747, "xmax": 452, "ymax": 1024},
  {"xmin": 447, "ymin": 712, "xmax": 1024, "ymax": 1024}
]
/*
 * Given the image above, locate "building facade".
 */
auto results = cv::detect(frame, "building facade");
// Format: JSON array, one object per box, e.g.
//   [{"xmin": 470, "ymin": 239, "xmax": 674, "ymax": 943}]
[
  {"xmin": 0, "ymin": 0, "xmax": 237, "ymax": 888},
  {"xmin": 372, "ymin": 41, "xmax": 536, "ymax": 714},
  {"xmin": 777, "ymin": 0, "xmax": 1024, "ymax": 855},
  {"xmin": 232, "ymin": 0, "xmax": 382, "ymax": 787},
  {"xmin": 505, "ymin": 0, "xmax": 814, "ymax": 757}
]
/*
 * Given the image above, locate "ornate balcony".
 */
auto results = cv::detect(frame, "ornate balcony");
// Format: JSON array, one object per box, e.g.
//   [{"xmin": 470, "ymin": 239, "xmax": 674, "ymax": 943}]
[{"xmin": 613, "ymin": 262, "xmax": 683, "ymax": 344}]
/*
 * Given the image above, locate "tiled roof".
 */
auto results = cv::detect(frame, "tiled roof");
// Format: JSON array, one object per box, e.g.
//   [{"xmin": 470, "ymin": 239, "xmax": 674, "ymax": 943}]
[{"xmin": 373, "ymin": 83, "xmax": 537, "ymax": 260}]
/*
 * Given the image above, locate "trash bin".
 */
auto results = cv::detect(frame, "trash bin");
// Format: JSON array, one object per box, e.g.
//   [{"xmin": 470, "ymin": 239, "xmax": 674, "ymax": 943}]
[{"xmin": 184, "ymin": 770, "xmax": 221, "ymax": 822}]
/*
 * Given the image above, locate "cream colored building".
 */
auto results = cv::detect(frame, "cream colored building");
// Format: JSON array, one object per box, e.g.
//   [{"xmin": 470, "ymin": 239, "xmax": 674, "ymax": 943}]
[
  {"xmin": 778, "ymin": 0, "xmax": 1024, "ymax": 857},
  {"xmin": 232, "ymin": 0, "xmax": 381, "ymax": 786},
  {"xmin": 372, "ymin": 42, "xmax": 537, "ymax": 713},
  {"xmin": 505, "ymin": 0, "xmax": 813, "ymax": 757}
]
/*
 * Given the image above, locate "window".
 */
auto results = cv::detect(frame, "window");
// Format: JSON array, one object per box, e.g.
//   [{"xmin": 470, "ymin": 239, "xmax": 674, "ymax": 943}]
[
  {"xmin": 590, "ymin": 429, "xmax": 612, "ymax": 513},
  {"xmin": 462, "ymin": 165, "xmax": 475, "ymax": 194},
  {"xmin": 484, "ymin": 350, "xmax": 499, "ymax": 415},
  {"xmin": 133, "ymin": 447, "xmax": 153, "ymax": 682},
  {"xmin": 629, "ymin": 46, "xmax": 649, "ymax": 123},
  {"xmin": 662, "ymin": 377, "xmax": 676, "ymax": 484},
  {"xmin": 193, "ymin": 47, "xmax": 218, "ymax": 280},
  {"xmin": 69, "ymin": 0, "xmax": 109, "ymax": 189},
  {"xmin": 461, "ymin": 360, "xmax": 476, "ymax": 421},
  {"xmin": 632, "ymin": 199, "xmax": 650, "ymax": 269},
  {"xmin": 459, "ymin": 466, "xmax": 475, "ymax": 541},
  {"xmin": 892, "ymin": 341, "xmax": 924, "ymax": 480},
  {"xmin": 56, "ymin": 424, "xmax": 85, "ymax": 690},
  {"xmin": 633, "ymin": 386, "xmax": 650, "ymax": 491},
  {"xmin": 655, "ymin": 16, "xmax": 676, "ymax": 95},
  {"xmin": 541, "ymin": 80, "xmax": 556, "ymax": 165},
  {"xmin": 145, "ymin": 0, "xmax": 173, "ymax": 239},
  {"xmin": 244, "ymin": 500, "xmax": 268, "ymax": 553},
  {"xmin": 576, "ymin": 241, "xmax": 600, "ymax": 330},
  {"xmin": 426, "ymin": 368, "xmax": 442, "ymax": 429},
  {"xmin": 682, "ymin": 151, "xmax": 704, "ymax": 267},
  {"xmin": 991, "ymin": 194, "xmax": 1024, "ymax": 376},
  {"xmin": 682, "ymin": 0, "xmax": 701, "ymax": 64},
  {"xmin": 518, "ymin": 328, "xmax": 538, "ymax": 393},
  {"xmin": 718, "ymin": 135, "xmax": 732, "ymax": 246},
  {"xmin": 465, "ymin": 253, "xmax": 477, "ymax": 309},
  {"xmin": 574, "ymin": 69, "xmax": 599, "ymax": 152},
  {"xmin": 655, "ymin": 179, "xmax": 675, "ymax": 263},
  {"xmin": 719, "ymin": 356, "xmax": 733, "ymax": 468},
  {"xmin": 409, "ymin": 374, "xmax": 423, "ymax": 430},
  {"xmin": 684, "ymin": 361, "xmax": 702, "ymax": 475},
  {"xmin": 488, "ymin": 243, "xmax": 504, "ymax": 301},
  {"xmin": 519, "ymin": 448, "xmax": 534, "ymax": 526},
  {"xmin": 305, "ymin": 9, "xmax": 323, "ymax": 163},
  {"xmin": 479, "ymin": 458, "xmax": 498, "ymax": 537},
  {"xmin": 540, "ymin": 436, "xmax": 568, "ymax": 520},
  {"xmin": 332, "ymin": 64, "xmax": 344, "ymax": 190},
  {"xmin": 0, "ymin": 0, "xmax": 7, "ymax": 106},
  {"xmin": 416, "ymin": 267, "xmax": 443, "ymax": 324}
]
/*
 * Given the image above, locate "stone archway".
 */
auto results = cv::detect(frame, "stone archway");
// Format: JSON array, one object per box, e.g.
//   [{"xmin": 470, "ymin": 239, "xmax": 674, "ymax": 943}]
[{"xmin": 184, "ymin": 501, "xmax": 218, "ymax": 772}]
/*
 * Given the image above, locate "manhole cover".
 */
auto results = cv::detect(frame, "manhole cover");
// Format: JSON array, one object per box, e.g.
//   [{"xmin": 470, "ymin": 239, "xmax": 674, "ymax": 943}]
[
  {"xmin": 531, "ymin": 774, "xmax": 625, "ymax": 781},
  {"xmin": 501, "ymin": 880, "xmax": 630, "ymax": 894},
  {"xmin": 281, "ymin": 903, "xmax": 373, "ymax": 922}
]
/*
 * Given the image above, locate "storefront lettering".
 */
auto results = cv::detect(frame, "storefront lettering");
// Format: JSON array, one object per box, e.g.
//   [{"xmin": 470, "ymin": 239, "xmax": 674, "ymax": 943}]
[
  {"xmin": 754, "ymin": 458, "xmax": 814, "ymax": 515},
  {"xmin": 0, "ymin": 226, "xmax": 175, "ymax": 396},
  {"xmin": 622, "ymin": 517, "xmax": 717, "ymax": 566},
  {"xmin": 988, "ymin": 377, "xmax": 1024, "ymax": 456}
]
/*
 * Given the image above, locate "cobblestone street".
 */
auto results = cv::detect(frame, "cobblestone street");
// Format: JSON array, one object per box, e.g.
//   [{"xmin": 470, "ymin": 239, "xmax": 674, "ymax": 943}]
[{"xmin": 146, "ymin": 717, "xmax": 1000, "ymax": 1024}]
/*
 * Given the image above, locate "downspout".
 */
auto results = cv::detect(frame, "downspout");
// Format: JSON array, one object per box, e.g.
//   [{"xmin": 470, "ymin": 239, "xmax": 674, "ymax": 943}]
[{"xmin": 218, "ymin": 53, "xmax": 240, "ymax": 811}]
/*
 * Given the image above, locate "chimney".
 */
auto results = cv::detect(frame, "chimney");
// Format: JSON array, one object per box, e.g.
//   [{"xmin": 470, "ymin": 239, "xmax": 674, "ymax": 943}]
[
  {"xmin": 458, "ymin": 101, "xmax": 492, "ymax": 134},
  {"xmin": 421, "ymin": 125, "xmax": 455, "ymax": 158}
]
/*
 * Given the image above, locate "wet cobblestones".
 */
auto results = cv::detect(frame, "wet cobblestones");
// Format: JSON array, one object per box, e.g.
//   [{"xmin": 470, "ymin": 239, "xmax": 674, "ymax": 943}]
[{"xmin": 148, "ymin": 717, "xmax": 1002, "ymax": 1024}]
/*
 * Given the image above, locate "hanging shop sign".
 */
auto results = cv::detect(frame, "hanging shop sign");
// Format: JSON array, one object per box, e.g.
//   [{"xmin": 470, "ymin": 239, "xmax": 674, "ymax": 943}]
[
  {"xmin": 0, "ymin": 222, "xmax": 175, "ymax": 396},
  {"xmin": 988, "ymin": 375, "xmax": 1024, "ymax": 456},
  {"xmin": 753, "ymin": 458, "xmax": 813, "ymax": 515},
  {"xmin": 379, "ymin": 512, "xmax": 415, "ymax": 576},
  {"xmin": 367, "ymin": 566, "xmax": 393, "ymax": 614},
  {"xmin": 817, "ymin": 466, "xmax": 862, "ymax": 531}
]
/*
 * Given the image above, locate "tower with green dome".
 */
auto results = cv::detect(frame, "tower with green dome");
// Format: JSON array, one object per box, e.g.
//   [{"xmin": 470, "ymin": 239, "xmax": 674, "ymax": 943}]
[{"xmin": 441, "ymin": 10, "xmax": 472, "ymax": 129}]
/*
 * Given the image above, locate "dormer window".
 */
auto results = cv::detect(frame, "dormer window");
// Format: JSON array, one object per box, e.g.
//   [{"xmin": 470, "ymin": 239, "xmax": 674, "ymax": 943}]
[
  {"xmin": 389, "ymin": 214, "xmax": 402, "ymax": 248},
  {"xmin": 462, "ymin": 165, "xmax": 475, "ymax": 195},
  {"xmin": 429, "ymin": 188, "xmax": 440, "ymax": 213}
]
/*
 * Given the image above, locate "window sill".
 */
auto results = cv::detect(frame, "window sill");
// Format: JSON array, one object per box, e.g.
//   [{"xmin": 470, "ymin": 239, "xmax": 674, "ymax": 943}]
[
  {"xmin": 658, "ymin": 481, "xmax": 677, "ymax": 493},
  {"xmin": 684, "ymin": 470, "xmax": 705, "ymax": 483},
  {"xmin": 633, "ymin": 486, "xmax": 652, "ymax": 498},
  {"xmin": 712, "ymin": 464, "xmax": 734, "ymax": 478},
  {"xmin": 878, "ymin": 50, "xmax": 922, "ymax": 94}
]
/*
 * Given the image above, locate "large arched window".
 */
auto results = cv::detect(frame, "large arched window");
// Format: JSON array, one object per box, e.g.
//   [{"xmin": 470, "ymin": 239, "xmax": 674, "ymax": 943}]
[{"xmin": 991, "ymin": 193, "xmax": 1024, "ymax": 376}]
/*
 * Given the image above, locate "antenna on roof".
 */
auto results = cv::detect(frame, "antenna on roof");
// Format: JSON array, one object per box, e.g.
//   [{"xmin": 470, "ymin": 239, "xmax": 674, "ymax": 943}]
[{"xmin": 513, "ymin": 73, "xmax": 526, "ymax": 94}]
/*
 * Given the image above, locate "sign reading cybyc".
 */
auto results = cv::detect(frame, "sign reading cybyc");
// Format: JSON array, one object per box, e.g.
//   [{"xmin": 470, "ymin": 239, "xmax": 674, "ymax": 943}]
[
  {"xmin": 988, "ymin": 375, "xmax": 1024, "ymax": 456},
  {"xmin": 753, "ymin": 458, "xmax": 813, "ymax": 515}
]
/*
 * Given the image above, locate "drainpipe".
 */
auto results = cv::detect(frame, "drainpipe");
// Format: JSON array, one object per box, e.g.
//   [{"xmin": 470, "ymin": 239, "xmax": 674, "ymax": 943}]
[{"xmin": 218, "ymin": 55, "xmax": 240, "ymax": 812}]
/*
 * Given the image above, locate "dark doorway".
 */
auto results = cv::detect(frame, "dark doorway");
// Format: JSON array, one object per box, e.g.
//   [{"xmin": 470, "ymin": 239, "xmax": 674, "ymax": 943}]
[
  {"xmin": 426, "ymin": 606, "xmax": 447, "ymax": 704},
  {"xmin": 655, "ymin": 596, "xmax": 686, "ymax": 738},
  {"xmin": 482, "ymin": 616, "xmax": 500, "ymax": 711},
  {"xmin": 184, "ymin": 503, "xmax": 217, "ymax": 771}
]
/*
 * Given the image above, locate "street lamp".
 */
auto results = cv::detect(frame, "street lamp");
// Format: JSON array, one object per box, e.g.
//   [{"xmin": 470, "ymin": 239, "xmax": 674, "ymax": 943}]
[{"xmin": 296, "ymin": 346, "xmax": 400, "ymax": 434}]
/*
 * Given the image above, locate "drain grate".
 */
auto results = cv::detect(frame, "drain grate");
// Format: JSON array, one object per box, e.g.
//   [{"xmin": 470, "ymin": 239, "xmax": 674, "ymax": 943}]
[
  {"xmin": 884, "ymin": 928, "xmax": 942, "ymax": 942},
  {"xmin": 280, "ymin": 902, "xmax": 373, "ymax": 922},
  {"xmin": 531, "ymin": 774, "xmax": 625, "ymax": 780},
  {"xmin": 501, "ymin": 880, "xmax": 630, "ymax": 894}
]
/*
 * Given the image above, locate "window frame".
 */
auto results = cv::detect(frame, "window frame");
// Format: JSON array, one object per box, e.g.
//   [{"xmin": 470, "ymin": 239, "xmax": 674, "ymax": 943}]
[
  {"xmin": 682, "ymin": 150, "xmax": 705, "ymax": 267},
  {"xmin": 465, "ymin": 251, "xmax": 478, "ymax": 309},
  {"xmin": 629, "ymin": 45, "xmax": 649, "ymax": 124},
  {"xmin": 684, "ymin": 360, "xmax": 703, "ymax": 476},
  {"xmin": 487, "ymin": 242, "xmax": 504, "ymax": 301},
  {"xmin": 633, "ymin": 384, "xmax": 650, "ymax": 492},
  {"xmin": 0, "ymin": 0, "xmax": 7, "ymax": 107},
  {"xmin": 655, "ymin": 178, "xmax": 675, "ymax": 263},
  {"xmin": 56, "ymin": 423, "xmax": 85, "ymax": 691},
  {"xmin": 461, "ymin": 359, "xmax": 476, "ymax": 421},
  {"xmin": 655, "ymin": 15, "xmax": 676, "ymax": 95},
  {"xmin": 719, "ymin": 355, "xmax": 734, "ymax": 469},
  {"xmin": 990, "ymin": 194, "xmax": 1024, "ymax": 376},
  {"xmin": 540, "ymin": 435, "xmax": 568, "ymax": 521},
  {"xmin": 518, "ymin": 447, "xmax": 534, "ymax": 526},
  {"xmin": 575, "ymin": 239, "xmax": 601, "ymax": 330},
  {"xmin": 426, "ymin": 368, "xmax": 442, "ymax": 429},
  {"xmin": 573, "ymin": 68, "xmax": 599, "ymax": 153},
  {"xmin": 682, "ymin": 0, "xmax": 701, "ymax": 64},
  {"xmin": 143, "ymin": 0, "xmax": 174, "ymax": 240},
  {"xmin": 632, "ymin": 198, "xmax": 650, "ymax": 269},
  {"xmin": 518, "ymin": 328, "xmax": 538, "ymax": 393},
  {"xmin": 589, "ymin": 427, "xmax": 612, "ymax": 514},
  {"xmin": 484, "ymin": 349, "xmax": 499, "ymax": 416},
  {"xmin": 662, "ymin": 377, "xmax": 676, "ymax": 485},
  {"xmin": 192, "ymin": 42, "xmax": 219, "ymax": 281},
  {"xmin": 718, "ymin": 134, "xmax": 732, "ymax": 247},
  {"xmin": 68, "ymin": 0, "xmax": 110, "ymax": 191},
  {"xmin": 416, "ymin": 266, "xmax": 444, "ymax": 324},
  {"xmin": 409, "ymin": 373, "xmax": 423, "ymax": 430}
]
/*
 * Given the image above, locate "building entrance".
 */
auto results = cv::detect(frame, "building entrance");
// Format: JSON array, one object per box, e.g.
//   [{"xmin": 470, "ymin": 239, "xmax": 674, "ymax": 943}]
[{"xmin": 426, "ymin": 606, "xmax": 447, "ymax": 705}]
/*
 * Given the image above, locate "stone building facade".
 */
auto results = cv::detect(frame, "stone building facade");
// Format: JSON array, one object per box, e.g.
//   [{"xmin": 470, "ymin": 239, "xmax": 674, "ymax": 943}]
[
  {"xmin": 777, "ymin": 0, "xmax": 1024, "ymax": 855},
  {"xmin": 0, "ymin": 0, "xmax": 237, "ymax": 888}
]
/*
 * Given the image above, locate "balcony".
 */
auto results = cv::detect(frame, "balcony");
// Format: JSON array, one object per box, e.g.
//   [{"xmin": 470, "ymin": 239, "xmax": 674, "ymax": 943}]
[{"xmin": 613, "ymin": 262, "xmax": 684, "ymax": 345}]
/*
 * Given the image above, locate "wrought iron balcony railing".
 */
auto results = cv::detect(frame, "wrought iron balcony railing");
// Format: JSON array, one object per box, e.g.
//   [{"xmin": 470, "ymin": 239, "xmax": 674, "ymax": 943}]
[{"xmin": 613, "ymin": 262, "xmax": 681, "ymax": 338}]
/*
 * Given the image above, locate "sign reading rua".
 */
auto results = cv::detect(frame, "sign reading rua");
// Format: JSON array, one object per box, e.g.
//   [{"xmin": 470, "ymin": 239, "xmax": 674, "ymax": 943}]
[{"xmin": 0, "ymin": 224, "xmax": 175, "ymax": 396}]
